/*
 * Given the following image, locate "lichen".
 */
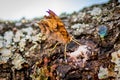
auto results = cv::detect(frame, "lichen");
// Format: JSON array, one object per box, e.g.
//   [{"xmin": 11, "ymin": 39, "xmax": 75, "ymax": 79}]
[
  {"xmin": 0, "ymin": 36, "xmax": 4, "ymax": 48},
  {"xmin": 12, "ymin": 53, "xmax": 27, "ymax": 70},
  {"xmin": 98, "ymin": 66, "xmax": 108, "ymax": 79},
  {"xmin": 71, "ymin": 23, "xmax": 94, "ymax": 35},
  {"xmin": 19, "ymin": 38, "xmax": 26, "ymax": 52},
  {"xmin": 13, "ymin": 30, "xmax": 24, "ymax": 42},
  {"xmin": 111, "ymin": 50, "xmax": 120, "ymax": 79},
  {"xmin": 30, "ymin": 66, "xmax": 49, "ymax": 80},
  {"xmin": 3, "ymin": 31, "xmax": 14, "ymax": 47},
  {"xmin": 31, "ymin": 33, "xmax": 46, "ymax": 43},
  {"xmin": 69, "ymin": 45, "xmax": 92, "ymax": 67},
  {"xmin": 0, "ymin": 48, "xmax": 12, "ymax": 64},
  {"xmin": 88, "ymin": 7, "xmax": 102, "ymax": 16},
  {"xmin": 21, "ymin": 27, "xmax": 33, "ymax": 36}
]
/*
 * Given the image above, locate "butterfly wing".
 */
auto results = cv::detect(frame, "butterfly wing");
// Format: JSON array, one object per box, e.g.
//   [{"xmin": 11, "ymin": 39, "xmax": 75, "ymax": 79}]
[{"xmin": 38, "ymin": 10, "xmax": 71, "ymax": 44}]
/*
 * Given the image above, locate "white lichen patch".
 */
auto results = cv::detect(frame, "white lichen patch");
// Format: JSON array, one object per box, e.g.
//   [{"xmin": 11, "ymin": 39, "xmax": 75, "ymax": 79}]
[
  {"xmin": 13, "ymin": 30, "xmax": 24, "ymax": 42},
  {"xmin": 0, "ymin": 36, "xmax": 4, "ymax": 48},
  {"xmin": 77, "ymin": 12, "xmax": 86, "ymax": 20},
  {"xmin": 71, "ymin": 23, "xmax": 94, "ymax": 36},
  {"xmin": 69, "ymin": 45, "xmax": 88, "ymax": 57},
  {"xmin": 25, "ymin": 44, "xmax": 38, "ymax": 57},
  {"xmin": 69, "ymin": 45, "xmax": 90, "ymax": 63},
  {"xmin": 71, "ymin": 23, "xmax": 81, "ymax": 29},
  {"xmin": 21, "ymin": 27, "xmax": 33, "ymax": 36},
  {"xmin": 15, "ymin": 22, "xmax": 22, "ymax": 27},
  {"xmin": 3, "ymin": 31, "xmax": 14, "ymax": 47},
  {"xmin": 111, "ymin": 50, "xmax": 120, "ymax": 66},
  {"xmin": 111, "ymin": 50, "xmax": 120, "ymax": 79},
  {"xmin": 71, "ymin": 14, "xmax": 78, "ymax": 22},
  {"xmin": 19, "ymin": 38, "xmax": 26, "ymax": 52},
  {"xmin": 12, "ymin": 53, "xmax": 27, "ymax": 70},
  {"xmin": 98, "ymin": 50, "xmax": 120, "ymax": 79},
  {"xmin": 88, "ymin": 7, "xmax": 102, "ymax": 16},
  {"xmin": 31, "ymin": 33, "xmax": 46, "ymax": 43},
  {"xmin": 98, "ymin": 66, "xmax": 108, "ymax": 79},
  {"xmin": 0, "ymin": 48, "xmax": 12, "ymax": 64},
  {"xmin": 25, "ymin": 33, "xmax": 46, "ymax": 57}
]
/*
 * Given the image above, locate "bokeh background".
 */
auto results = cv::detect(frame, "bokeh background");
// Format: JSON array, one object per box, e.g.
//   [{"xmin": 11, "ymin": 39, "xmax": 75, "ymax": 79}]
[{"xmin": 0, "ymin": 0, "xmax": 109, "ymax": 20}]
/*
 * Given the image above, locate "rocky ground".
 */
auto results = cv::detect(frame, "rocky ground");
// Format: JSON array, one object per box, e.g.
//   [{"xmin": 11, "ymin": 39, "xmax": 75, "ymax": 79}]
[{"xmin": 0, "ymin": 0, "xmax": 120, "ymax": 80}]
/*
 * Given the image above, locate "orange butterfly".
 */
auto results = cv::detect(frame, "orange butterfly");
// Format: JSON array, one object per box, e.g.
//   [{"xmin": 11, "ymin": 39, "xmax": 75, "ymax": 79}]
[{"xmin": 38, "ymin": 9, "xmax": 81, "ymax": 59}]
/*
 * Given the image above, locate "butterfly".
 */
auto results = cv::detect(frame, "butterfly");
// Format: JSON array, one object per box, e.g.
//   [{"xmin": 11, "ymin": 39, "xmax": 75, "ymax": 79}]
[{"xmin": 37, "ymin": 9, "xmax": 81, "ymax": 60}]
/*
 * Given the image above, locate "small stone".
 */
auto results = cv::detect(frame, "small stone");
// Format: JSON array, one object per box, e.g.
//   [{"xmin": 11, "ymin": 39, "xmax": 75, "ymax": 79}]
[{"xmin": 98, "ymin": 25, "xmax": 108, "ymax": 38}]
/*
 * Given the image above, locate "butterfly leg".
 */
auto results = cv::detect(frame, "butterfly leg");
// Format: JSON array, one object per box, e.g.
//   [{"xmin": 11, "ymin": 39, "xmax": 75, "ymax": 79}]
[
  {"xmin": 64, "ymin": 44, "xmax": 67, "ymax": 62},
  {"xmin": 50, "ymin": 42, "xmax": 59, "ymax": 52}
]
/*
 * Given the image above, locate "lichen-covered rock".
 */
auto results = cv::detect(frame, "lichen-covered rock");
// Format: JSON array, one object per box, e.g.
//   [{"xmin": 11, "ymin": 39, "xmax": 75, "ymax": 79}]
[
  {"xmin": 0, "ymin": 0, "xmax": 120, "ymax": 80},
  {"xmin": 31, "ymin": 33, "xmax": 46, "ymax": 43},
  {"xmin": 13, "ymin": 30, "xmax": 24, "ymax": 42},
  {"xmin": 69, "ymin": 45, "xmax": 90, "ymax": 63},
  {"xmin": 71, "ymin": 23, "xmax": 94, "ymax": 35},
  {"xmin": 4, "ymin": 31, "xmax": 14, "ymax": 47},
  {"xmin": 19, "ymin": 38, "xmax": 26, "ymax": 52},
  {"xmin": 98, "ymin": 66, "xmax": 108, "ymax": 79},
  {"xmin": 0, "ymin": 36, "xmax": 4, "ymax": 48},
  {"xmin": 88, "ymin": 7, "xmax": 102, "ymax": 16},
  {"xmin": 21, "ymin": 27, "xmax": 33, "ymax": 36},
  {"xmin": 111, "ymin": 50, "xmax": 120, "ymax": 79},
  {"xmin": 77, "ymin": 12, "xmax": 86, "ymax": 20},
  {"xmin": 12, "ymin": 53, "xmax": 27, "ymax": 70},
  {"xmin": 0, "ymin": 48, "xmax": 12, "ymax": 64}
]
